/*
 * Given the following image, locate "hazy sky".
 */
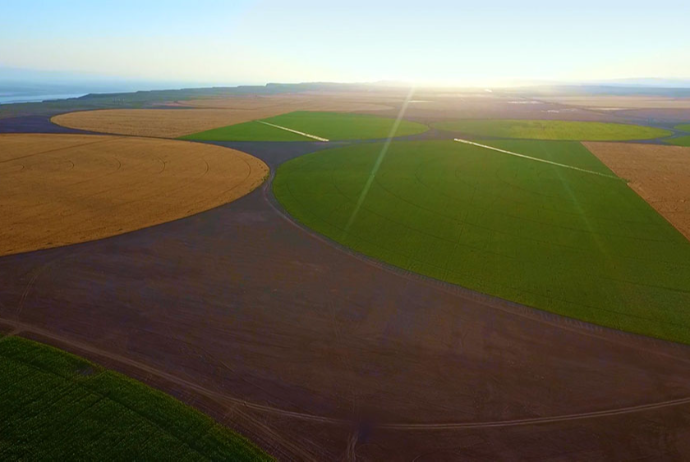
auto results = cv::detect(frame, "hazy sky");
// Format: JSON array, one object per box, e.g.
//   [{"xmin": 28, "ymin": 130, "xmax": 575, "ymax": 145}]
[{"xmin": 2, "ymin": 0, "xmax": 689, "ymax": 86}]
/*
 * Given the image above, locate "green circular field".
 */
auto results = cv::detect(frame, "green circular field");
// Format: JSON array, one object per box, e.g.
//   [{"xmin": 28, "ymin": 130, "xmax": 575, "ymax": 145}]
[
  {"xmin": 433, "ymin": 119, "xmax": 671, "ymax": 140},
  {"xmin": 676, "ymin": 123, "xmax": 690, "ymax": 132},
  {"xmin": 274, "ymin": 140, "xmax": 690, "ymax": 344},
  {"xmin": 182, "ymin": 111, "xmax": 429, "ymax": 142}
]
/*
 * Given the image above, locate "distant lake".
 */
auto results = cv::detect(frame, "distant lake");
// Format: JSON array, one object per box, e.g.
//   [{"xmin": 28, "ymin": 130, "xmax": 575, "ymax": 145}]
[{"xmin": 0, "ymin": 92, "xmax": 87, "ymax": 104}]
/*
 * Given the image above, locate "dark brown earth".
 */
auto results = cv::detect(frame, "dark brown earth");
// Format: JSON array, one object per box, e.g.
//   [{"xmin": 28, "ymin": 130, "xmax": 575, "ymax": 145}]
[
  {"xmin": 2, "ymin": 138, "xmax": 690, "ymax": 460},
  {"xmin": 0, "ymin": 115, "xmax": 93, "ymax": 134}
]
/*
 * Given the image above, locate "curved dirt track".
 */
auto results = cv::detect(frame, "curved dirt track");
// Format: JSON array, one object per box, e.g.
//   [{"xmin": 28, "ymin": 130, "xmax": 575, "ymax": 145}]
[
  {"xmin": 2, "ymin": 139, "xmax": 690, "ymax": 460},
  {"xmin": 0, "ymin": 134, "xmax": 267, "ymax": 256}
]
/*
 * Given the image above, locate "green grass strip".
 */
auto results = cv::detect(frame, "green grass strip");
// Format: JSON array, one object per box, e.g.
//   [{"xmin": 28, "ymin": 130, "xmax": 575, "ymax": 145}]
[{"xmin": 434, "ymin": 119, "xmax": 672, "ymax": 141}]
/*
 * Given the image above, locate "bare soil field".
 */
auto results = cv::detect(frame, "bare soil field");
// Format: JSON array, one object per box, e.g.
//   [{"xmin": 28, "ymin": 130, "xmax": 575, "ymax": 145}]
[
  {"xmin": 53, "ymin": 94, "xmax": 394, "ymax": 138},
  {"xmin": 540, "ymin": 96, "xmax": 690, "ymax": 110},
  {"xmin": 0, "ymin": 134, "xmax": 267, "ymax": 256},
  {"xmin": 0, "ymin": 115, "xmax": 92, "ymax": 134},
  {"xmin": 585, "ymin": 142, "xmax": 690, "ymax": 241},
  {"xmin": 2, "ymin": 141, "xmax": 690, "ymax": 460}
]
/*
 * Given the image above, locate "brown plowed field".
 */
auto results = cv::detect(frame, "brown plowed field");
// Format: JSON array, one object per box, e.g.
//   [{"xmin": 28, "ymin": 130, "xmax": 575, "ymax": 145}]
[
  {"xmin": 585, "ymin": 142, "xmax": 690, "ymax": 240},
  {"xmin": 52, "ymin": 94, "xmax": 393, "ymax": 138},
  {"xmin": 2, "ymin": 141, "xmax": 690, "ymax": 459},
  {"xmin": 0, "ymin": 134, "xmax": 267, "ymax": 256}
]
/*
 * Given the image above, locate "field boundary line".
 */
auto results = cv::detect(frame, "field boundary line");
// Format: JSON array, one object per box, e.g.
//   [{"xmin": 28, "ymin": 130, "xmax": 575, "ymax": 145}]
[
  {"xmin": 6, "ymin": 328, "xmax": 21, "ymax": 337},
  {"xmin": 258, "ymin": 121, "xmax": 329, "ymax": 142},
  {"xmin": 6, "ymin": 317, "xmax": 690, "ymax": 431},
  {"xmin": 381, "ymin": 395, "xmax": 690, "ymax": 430},
  {"xmin": 453, "ymin": 138, "xmax": 622, "ymax": 180},
  {"xmin": 0, "ymin": 318, "xmax": 345, "ymax": 425}
]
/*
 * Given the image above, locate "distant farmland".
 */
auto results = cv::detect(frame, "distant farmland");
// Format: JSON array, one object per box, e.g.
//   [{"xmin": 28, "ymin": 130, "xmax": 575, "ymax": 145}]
[
  {"xmin": 0, "ymin": 336, "xmax": 271, "ymax": 461},
  {"xmin": 433, "ymin": 119, "xmax": 672, "ymax": 140},
  {"xmin": 181, "ymin": 111, "xmax": 428, "ymax": 141},
  {"xmin": 274, "ymin": 140, "xmax": 690, "ymax": 343}
]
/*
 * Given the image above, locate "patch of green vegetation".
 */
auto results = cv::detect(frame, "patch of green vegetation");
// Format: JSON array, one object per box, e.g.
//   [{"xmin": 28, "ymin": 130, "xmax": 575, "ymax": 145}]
[
  {"xmin": 182, "ymin": 111, "xmax": 428, "ymax": 141},
  {"xmin": 666, "ymin": 136, "xmax": 690, "ymax": 147},
  {"xmin": 274, "ymin": 140, "xmax": 690, "ymax": 344},
  {"xmin": 0, "ymin": 337, "xmax": 271, "ymax": 461},
  {"xmin": 180, "ymin": 120, "xmax": 312, "ymax": 142},
  {"xmin": 675, "ymin": 124, "xmax": 690, "ymax": 132},
  {"xmin": 433, "ymin": 119, "xmax": 672, "ymax": 140}
]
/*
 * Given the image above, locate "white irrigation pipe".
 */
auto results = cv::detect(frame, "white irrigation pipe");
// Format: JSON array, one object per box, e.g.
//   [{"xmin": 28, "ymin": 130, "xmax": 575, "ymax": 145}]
[
  {"xmin": 258, "ymin": 121, "xmax": 329, "ymax": 142},
  {"xmin": 453, "ymin": 138, "xmax": 621, "ymax": 180}
]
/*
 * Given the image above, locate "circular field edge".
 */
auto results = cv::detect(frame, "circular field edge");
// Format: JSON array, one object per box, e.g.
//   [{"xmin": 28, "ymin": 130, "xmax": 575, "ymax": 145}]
[{"xmin": 0, "ymin": 134, "xmax": 269, "ymax": 256}]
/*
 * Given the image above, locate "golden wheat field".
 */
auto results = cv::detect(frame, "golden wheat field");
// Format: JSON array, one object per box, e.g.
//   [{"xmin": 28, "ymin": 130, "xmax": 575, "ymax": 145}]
[{"xmin": 0, "ymin": 134, "xmax": 268, "ymax": 256}]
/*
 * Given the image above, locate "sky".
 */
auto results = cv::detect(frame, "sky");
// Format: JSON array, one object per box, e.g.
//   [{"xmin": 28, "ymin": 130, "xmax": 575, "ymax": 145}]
[{"xmin": 2, "ymin": 0, "xmax": 689, "ymax": 87}]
